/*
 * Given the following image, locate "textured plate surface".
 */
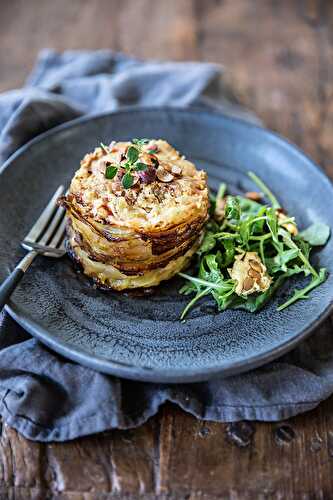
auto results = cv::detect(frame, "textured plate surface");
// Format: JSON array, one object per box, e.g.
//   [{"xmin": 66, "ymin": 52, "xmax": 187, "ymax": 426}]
[{"xmin": 1, "ymin": 108, "xmax": 333, "ymax": 383}]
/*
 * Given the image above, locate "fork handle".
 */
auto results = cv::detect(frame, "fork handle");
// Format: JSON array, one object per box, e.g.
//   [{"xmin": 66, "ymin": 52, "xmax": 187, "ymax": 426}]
[{"xmin": 0, "ymin": 251, "xmax": 38, "ymax": 311}]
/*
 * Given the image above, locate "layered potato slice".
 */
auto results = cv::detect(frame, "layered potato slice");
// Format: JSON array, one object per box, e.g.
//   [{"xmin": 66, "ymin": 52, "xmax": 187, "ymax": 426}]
[{"xmin": 61, "ymin": 139, "xmax": 209, "ymax": 290}]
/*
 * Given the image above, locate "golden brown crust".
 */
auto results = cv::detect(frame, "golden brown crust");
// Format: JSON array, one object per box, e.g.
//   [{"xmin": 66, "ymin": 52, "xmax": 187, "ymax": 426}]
[
  {"xmin": 67, "ymin": 139, "xmax": 208, "ymax": 232},
  {"xmin": 62, "ymin": 139, "xmax": 209, "ymax": 289}
]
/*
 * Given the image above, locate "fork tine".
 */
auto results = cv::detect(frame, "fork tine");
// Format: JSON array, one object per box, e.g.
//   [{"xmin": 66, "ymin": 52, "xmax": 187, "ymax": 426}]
[
  {"xmin": 49, "ymin": 216, "xmax": 67, "ymax": 248},
  {"xmin": 38, "ymin": 206, "xmax": 65, "ymax": 245},
  {"xmin": 24, "ymin": 185, "xmax": 64, "ymax": 243}
]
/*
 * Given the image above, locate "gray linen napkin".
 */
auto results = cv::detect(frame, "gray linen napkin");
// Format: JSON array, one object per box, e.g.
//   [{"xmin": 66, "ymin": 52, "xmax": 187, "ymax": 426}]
[{"xmin": 1, "ymin": 50, "xmax": 333, "ymax": 442}]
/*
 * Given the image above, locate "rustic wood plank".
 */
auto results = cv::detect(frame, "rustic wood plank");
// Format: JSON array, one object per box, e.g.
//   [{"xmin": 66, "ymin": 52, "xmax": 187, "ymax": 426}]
[
  {"xmin": 0, "ymin": 420, "xmax": 157, "ymax": 497},
  {"xmin": 155, "ymin": 400, "xmax": 333, "ymax": 499},
  {"xmin": 196, "ymin": 0, "xmax": 333, "ymax": 167}
]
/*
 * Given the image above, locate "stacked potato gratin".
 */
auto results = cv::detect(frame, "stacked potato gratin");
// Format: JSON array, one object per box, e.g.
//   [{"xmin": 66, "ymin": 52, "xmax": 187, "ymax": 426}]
[{"xmin": 61, "ymin": 139, "xmax": 209, "ymax": 290}]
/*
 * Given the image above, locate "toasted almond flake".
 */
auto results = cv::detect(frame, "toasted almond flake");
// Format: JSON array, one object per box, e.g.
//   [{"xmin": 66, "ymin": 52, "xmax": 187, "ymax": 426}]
[
  {"xmin": 248, "ymin": 268, "xmax": 261, "ymax": 279},
  {"xmin": 243, "ymin": 277, "xmax": 254, "ymax": 291},
  {"xmin": 156, "ymin": 167, "xmax": 174, "ymax": 183},
  {"xmin": 171, "ymin": 164, "xmax": 182, "ymax": 175},
  {"xmin": 245, "ymin": 191, "xmax": 262, "ymax": 201},
  {"xmin": 229, "ymin": 251, "xmax": 271, "ymax": 296},
  {"xmin": 277, "ymin": 211, "xmax": 298, "ymax": 235},
  {"xmin": 131, "ymin": 174, "xmax": 139, "ymax": 186},
  {"xmin": 248, "ymin": 259, "xmax": 262, "ymax": 272}
]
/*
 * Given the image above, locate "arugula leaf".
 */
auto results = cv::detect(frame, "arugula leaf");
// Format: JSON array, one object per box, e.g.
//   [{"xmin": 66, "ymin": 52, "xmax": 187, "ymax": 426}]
[
  {"xmin": 199, "ymin": 254, "xmax": 223, "ymax": 283},
  {"xmin": 279, "ymin": 227, "xmax": 317, "ymax": 277},
  {"xmin": 180, "ymin": 287, "xmax": 212, "ymax": 320},
  {"xmin": 269, "ymin": 248, "xmax": 299, "ymax": 273},
  {"xmin": 239, "ymin": 218, "xmax": 251, "ymax": 247},
  {"xmin": 238, "ymin": 196, "xmax": 263, "ymax": 216},
  {"xmin": 197, "ymin": 231, "xmax": 217, "ymax": 255},
  {"xmin": 179, "ymin": 177, "xmax": 330, "ymax": 319},
  {"xmin": 179, "ymin": 258, "xmax": 235, "ymax": 319},
  {"xmin": 277, "ymin": 268, "xmax": 327, "ymax": 311},
  {"xmin": 299, "ymin": 223, "xmax": 330, "ymax": 246},
  {"xmin": 212, "ymin": 283, "xmax": 236, "ymax": 310},
  {"xmin": 220, "ymin": 239, "xmax": 235, "ymax": 267},
  {"xmin": 248, "ymin": 171, "xmax": 281, "ymax": 209},
  {"xmin": 225, "ymin": 196, "xmax": 241, "ymax": 221},
  {"xmin": 251, "ymin": 205, "xmax": 267, "ymax": 233}
]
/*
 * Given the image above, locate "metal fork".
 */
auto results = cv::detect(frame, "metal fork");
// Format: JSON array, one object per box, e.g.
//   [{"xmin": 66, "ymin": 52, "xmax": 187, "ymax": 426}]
[{"xmin": 0, "ymin": 185, "xmax": 67, "ymax": 311}]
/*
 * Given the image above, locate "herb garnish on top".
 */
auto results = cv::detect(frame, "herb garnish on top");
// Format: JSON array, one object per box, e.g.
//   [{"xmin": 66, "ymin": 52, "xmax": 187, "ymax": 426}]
[{"xmin": 102, "ymin": 138, "xmax": 155, "ymax": 189}]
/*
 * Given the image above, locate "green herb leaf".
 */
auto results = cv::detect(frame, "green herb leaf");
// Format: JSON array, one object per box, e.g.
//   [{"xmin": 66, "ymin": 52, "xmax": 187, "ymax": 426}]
[
  {"xmin": 279, "ymin": 227, "xmax": 317, "ymax": 277},
  {"xmin": 127, "ymin": 146, "xmax": 139, "ymax": 164},
  {"xmin": 268, "ymin": 248, "xmax": 299, "ymax": 273},
  {"xmin": 122, "ymin": 172, "xmax": 134, "ymax": 189},
  {"xmin": 225, "ymin": 196, "xmax": 241, "ymax": 221},
  {"xmin": 105, "ymin": 165, "xmax": 118, "ymax": 179},
  {"xmin": 220, "ymin": 239, "xmax": 235, "ymax": 267},
  {"xmin": 134, "ymin": 162, "xmax": 148, "ymax": 171},
  {"xmin": 299, "ymin": 223, "xmax": 330, "ymax": 246},
  {"xmin": 239, "ymin": 218, "xmax": 251, "ymax": 247},
  {"xmin": 132, "ymin": 138, "xmax": 149, "ymax": 146},
  {"xmin": 238, "ymin": 195, "xmax": 263, "ymax": 216},
  {"xmin": 197, "ymin": 232, "xmax": 217, "ymax": 255}
]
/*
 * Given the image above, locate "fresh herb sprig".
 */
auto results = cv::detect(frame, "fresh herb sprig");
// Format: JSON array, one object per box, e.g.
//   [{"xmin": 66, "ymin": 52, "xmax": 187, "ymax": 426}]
[
  {"xmin": 103, "ymin": 138, "xmax": 152, "ymax": 189},
  {"xmin": 179, "ymin": 173, "xmax": 330, "ymax": 319}
]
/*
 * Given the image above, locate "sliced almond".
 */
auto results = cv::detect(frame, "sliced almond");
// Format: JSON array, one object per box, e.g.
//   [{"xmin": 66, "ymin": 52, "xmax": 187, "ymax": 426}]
[
  {"xmin": 171, "ymin": 164, "xmax": 182, "ymax": 175},
  {"xmin": 131, "ymin": 174, "xmax": 139, "ymax": 186},
  {"xmin": 248, "ymin": 259, "xmax": 262, "ymax": 273},
  {"xmin": 245, "ymin": 191, "xmax": 262, "ymax": 201},
  {"xmin": 243, "ymin": 277, "xmax": 254, "ymax": 291},
  {"xmin": 248, "ymin": 268, "xmax": 261, "ymax": 280},
  {"xmin": 111, "ymin": 179, "xmax": 123, "ymax": 196},
  {"xmin": 156, "ymin": 166, "xmax": 174, "ymax": 183}
]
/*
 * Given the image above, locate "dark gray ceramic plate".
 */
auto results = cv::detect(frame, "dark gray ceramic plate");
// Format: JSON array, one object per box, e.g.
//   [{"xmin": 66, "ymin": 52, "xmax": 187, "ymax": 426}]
[{"xmin": 1, "ymin": 108, "xmax": 333, "ymax": 383}]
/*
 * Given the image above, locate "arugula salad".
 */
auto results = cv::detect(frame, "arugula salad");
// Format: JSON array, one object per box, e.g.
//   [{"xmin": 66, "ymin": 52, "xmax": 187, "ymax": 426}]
[{"xmin": 179, "ymin": 172, "xmax": 330, "ymax": 319}]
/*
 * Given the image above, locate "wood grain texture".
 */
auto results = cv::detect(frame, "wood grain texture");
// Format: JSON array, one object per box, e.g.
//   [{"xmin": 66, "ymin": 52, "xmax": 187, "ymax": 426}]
[{"xmin": 1, "ymin": 0, "xmax": 333, "ymax": 498}]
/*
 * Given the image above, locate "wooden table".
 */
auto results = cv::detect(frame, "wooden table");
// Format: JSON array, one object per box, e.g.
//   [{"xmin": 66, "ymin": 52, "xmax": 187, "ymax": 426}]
[{"xmin": 1, "ymin": 1, "xmax": 333, "ymax": 498}]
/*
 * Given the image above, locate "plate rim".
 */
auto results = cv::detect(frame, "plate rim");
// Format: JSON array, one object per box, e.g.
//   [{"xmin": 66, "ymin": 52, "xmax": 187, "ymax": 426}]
[{"xmin": 2, "ymin": 106, "xmax": 333, "ymax": 383}]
